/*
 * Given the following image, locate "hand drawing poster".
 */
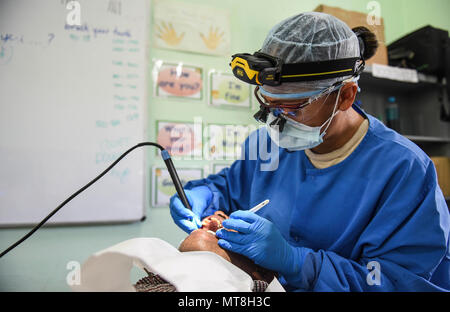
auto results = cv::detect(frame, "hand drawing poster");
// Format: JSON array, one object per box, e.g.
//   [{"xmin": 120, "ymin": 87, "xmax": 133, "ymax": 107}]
[
  {"xmin": 153, "ymin": 0, "xmax": 231, "ymax": 56},
  {"xmin": 209, "ymin": 72, "xmax": 251, "ymax": 108},
  {"xmin": 156, "ymin": 121, "xmax": 202, "ymax": 159},
  {"xmin": 152, "ymin": 167, "xmax": 203, "ymax": 207}
]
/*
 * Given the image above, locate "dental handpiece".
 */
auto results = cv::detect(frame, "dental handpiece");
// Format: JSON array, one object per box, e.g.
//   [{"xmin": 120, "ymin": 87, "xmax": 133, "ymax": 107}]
[
  {"xmin": 161, "ymin": 150, "xmax": 192, "ymax": 210},
  {"xmin": 0, "ymin": 142, "xmax": 193, "ymax": 258}
]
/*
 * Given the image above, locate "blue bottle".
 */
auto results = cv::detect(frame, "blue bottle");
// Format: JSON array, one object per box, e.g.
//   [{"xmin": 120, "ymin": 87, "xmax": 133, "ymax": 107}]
[{"xmin": 385, "ymin": 96, "xmax": 400, "ymax": 132}]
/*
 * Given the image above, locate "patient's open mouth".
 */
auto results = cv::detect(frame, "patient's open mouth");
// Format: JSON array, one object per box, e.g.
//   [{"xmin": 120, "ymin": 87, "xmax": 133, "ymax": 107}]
[
  {"xmin": 200, "ymin": 211, "xmax": 228, "ymax": 234},
  {"xmin": 201, "ymin": 217, "xmax": 223, "ymax": 233}
]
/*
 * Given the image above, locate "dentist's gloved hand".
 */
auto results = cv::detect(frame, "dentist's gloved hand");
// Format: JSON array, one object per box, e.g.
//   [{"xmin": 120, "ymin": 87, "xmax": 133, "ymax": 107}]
[
  {"xmin": 169, "ymin": 185, "xmax": 212, "ymax": 234},
  {"xmin": 216, "ymin": 210, "xmax": 305, "ymax": 277}
]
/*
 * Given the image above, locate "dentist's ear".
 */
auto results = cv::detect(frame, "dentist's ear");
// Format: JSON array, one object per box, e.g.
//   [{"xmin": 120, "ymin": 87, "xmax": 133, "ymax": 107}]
[{"xmin": 338, "ymin": 82, "xmax": 358, "ymax": 111}]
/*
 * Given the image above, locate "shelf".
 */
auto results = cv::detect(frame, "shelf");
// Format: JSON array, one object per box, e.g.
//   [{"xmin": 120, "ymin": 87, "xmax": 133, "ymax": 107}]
[
  {"xmin": 363, "ymin": 65, "xmax": 440, "ymax": 84},
  {"xmin": 360, "ymin": 65, "xmax": 442, "ymax": 93},
  {"xmin": 404, "ymin": 135, "xmax": 450, "ymax": 143}
]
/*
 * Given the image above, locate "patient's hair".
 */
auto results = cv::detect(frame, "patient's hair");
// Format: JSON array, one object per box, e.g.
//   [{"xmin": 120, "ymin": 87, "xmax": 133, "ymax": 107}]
[{"xmin": 178, "ymin": 211, "xmax": 275, "ymax": 284}]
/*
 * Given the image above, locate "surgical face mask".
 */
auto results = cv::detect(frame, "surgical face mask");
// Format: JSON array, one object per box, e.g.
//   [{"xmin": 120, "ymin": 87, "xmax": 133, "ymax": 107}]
[{"xmin": 266, "ymin": 87, "xmax": 342, "ymax": 151}]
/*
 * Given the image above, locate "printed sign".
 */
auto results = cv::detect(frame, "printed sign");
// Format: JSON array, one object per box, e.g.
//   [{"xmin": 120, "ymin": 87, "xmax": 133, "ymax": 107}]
[
  {"xmin": 152, "ymin": 167, "xmax": 203, "ymax": 207},
  {"xmin": 205, "ymin": 124, "xmax": 252, "ymax": 160},
  {"xmin": 156, "ymin": 121, "xmax": 202, "ymax": 159},
  {"xmin": 371, "ymin": 64, "xmax": 419, "ymax": 83},
  {"xmin": 154, "ymin": 61, "xmax": 203, "ymax": 99},
  {"xmin": 210, "ymin": 72, "xmax": 251, "ymax": 108}
]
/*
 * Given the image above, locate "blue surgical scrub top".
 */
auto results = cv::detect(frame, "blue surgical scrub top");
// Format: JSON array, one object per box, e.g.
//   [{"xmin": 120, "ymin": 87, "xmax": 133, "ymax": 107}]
[{"xmin": 185, "ymin": 106, "xmax": 450, "ymax": 291}]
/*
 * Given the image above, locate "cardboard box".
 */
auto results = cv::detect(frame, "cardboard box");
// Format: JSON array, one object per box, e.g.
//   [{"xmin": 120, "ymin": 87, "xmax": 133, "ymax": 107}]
[
  {"xmin": 431, "ymin": 157, "xmax": 450, "ymax": 197},
  {"xmin": 366, "ymin": 42, "xmax": 388, "ymax": 66},
  {"xmin": 314, "ymin": 4, "xmax": 388, "ymax": 65}
]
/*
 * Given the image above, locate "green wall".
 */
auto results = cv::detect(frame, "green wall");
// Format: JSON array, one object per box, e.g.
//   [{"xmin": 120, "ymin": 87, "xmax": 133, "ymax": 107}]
[
  {"xmin": 1, "ymin": 0, "xmax": 449, "ymax": 291},
  {"xmin": 399, "ymin": 0, "xmax": 450, "ymax": 42}
]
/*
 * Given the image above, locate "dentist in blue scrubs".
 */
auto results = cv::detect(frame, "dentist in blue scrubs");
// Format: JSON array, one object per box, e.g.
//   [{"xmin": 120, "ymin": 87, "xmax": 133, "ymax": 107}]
[{"xmin": 170, "ymin": 13, "xmax": 450, "ymax": 291}]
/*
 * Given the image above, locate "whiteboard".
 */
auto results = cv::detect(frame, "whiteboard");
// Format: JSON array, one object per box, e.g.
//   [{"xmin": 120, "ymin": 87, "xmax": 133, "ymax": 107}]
[{"xmin": 0, "ymin": 0, "xmax": 150, "ymax": 225}]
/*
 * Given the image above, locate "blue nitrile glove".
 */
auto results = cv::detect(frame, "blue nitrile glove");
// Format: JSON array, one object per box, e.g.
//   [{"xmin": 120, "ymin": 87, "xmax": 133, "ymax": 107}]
[
  {"xmin": 216, "ymin": 210, "xmax": 305, "ymax": 277},
  {"xmin": 169, "ymin": 185, "xmax": 212, "ymax": 234}
]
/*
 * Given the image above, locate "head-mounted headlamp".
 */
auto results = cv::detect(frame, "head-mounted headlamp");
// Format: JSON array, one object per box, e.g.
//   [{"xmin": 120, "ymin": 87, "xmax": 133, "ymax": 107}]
[{"xmin": 230, "ymin": 51, "xmax": 364, "ymax": 86}]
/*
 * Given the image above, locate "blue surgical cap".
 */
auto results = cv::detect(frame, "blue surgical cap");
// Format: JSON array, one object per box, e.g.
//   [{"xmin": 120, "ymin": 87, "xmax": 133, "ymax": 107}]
[{"xmin": 260, "ymin": 12, "xmax": 361, "ymax": 95}]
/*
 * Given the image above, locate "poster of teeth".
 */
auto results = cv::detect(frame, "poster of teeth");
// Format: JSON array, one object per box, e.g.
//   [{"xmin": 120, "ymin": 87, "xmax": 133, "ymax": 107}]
[
  {"xmin": 209, "ymin": 71, "xmax": 251, "ymax": 108},
  {"xmin": 156, "ymin": 121, "xmax": 203, "ymax": 159},
  {"xmin": 153, "ymin": 61, "xmax": 203, "ymax": 100},
  {"xmin": 205, "ymin": 124, "xmax": 251, "ymax": 160},
  {"xmin": 153, "ymin": 0, "xmax": 231, "ymax": 56},
  {"xmin": 152, "ymin": 167, "xmax": 204, "ymax": 207}
]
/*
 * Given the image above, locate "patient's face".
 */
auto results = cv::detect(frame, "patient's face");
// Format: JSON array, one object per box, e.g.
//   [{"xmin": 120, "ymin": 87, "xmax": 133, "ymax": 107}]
[{"xmin": 178, "ymin": 211, "xmax": 275, "ymax": 284}]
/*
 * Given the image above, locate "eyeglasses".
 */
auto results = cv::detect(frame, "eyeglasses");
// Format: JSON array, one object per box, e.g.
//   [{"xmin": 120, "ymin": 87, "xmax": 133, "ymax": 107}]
[
  {"xmin": 254, "ymin": 86, "xmax": 313, "ymax": 110},
  {"xmin": 253, "ymin": 82, "xmax": 344, "ymax": 123}
]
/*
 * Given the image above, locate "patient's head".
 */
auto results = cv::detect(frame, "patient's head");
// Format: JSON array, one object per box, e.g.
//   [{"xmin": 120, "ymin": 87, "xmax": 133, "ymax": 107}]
[{"xmin": 178, "ymin": 210, "xmax": 275, "ymax": 284}]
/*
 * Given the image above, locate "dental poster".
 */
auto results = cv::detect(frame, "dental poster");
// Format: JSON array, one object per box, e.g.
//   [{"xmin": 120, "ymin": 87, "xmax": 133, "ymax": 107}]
[
  {"xmin": 205, "ymin": 124, "xmax": 252, "ymax": 160},
  {"xmin": 153, "ymin": 0, "xmax": 231, "ymax": 56},
  {"xmin": 156, "ymin": 121, "xmax": 202, "ymax": 159},
  {"xmin": 154, "ymin": 61, "xmax": 203, "ymax": 100},
  {"xmin": 152, "ymin": 167, "xmax": 204, "ymax": 207},
  {"xmin": 209, "ymin": 72, "xmax": 251, "ymax": 108}
]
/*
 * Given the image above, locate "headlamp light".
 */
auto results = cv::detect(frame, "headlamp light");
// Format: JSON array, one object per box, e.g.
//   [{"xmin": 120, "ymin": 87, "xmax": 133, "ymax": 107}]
[{"xmin": 230, "ymin": 51, "xmax": 364, "ymax": 87}]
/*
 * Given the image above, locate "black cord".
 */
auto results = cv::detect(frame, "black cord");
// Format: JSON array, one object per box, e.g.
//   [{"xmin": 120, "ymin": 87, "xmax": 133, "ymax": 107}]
[{"xmin": 0, "ymin": 142, "xmax": 164, "ymax": 259}]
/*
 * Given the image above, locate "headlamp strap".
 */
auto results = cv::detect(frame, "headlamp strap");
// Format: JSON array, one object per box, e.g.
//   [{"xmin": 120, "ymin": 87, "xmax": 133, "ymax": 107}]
[{"xmin": 280, "ymin": 57, "xmax": 360, "ymax": 82}]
